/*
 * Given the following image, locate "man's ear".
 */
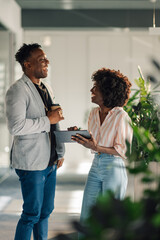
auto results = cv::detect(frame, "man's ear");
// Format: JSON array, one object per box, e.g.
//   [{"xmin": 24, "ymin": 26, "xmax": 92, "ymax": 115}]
[{"xmin": 24, "ymin": 61, "xmax": 32, "ymax": 69}]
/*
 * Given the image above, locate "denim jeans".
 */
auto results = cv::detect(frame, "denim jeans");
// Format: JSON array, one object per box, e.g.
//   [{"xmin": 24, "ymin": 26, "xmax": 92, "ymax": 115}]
[
  {"xmin": 80, "ymin": 153, "xmax": 128, "ymax": 226},
  {"xmin": 14, "ymin": 165, "xmax": 57, "ymax": 240}
]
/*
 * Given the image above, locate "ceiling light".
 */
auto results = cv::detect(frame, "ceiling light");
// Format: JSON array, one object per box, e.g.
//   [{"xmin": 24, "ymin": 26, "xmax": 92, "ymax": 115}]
[
  {"xmin": 149, "ymin": 27, "xmax": 160, "ymax": 35},
  {"xmin": 43, "ymin": 36, "xmax": 51, "ymax": 47},
  {"xmin": 149, "ymin": 0, "xmax": 160, "ymax": 35}
]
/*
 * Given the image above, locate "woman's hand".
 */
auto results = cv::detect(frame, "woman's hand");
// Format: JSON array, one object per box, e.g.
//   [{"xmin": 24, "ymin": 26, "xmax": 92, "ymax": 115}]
[
  {"xmin": 67, "ymin": 126, "xmax": 80, "ymax": 131},
  {"xmin": 71, "ymin": 132, "xmax": 97, "ymax": 151}
]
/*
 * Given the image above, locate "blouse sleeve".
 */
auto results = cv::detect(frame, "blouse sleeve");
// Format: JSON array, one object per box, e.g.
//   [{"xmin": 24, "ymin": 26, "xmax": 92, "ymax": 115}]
[
  {"xmin": 88, "ymin": 110, "xmax": 93, "ymax": 132},
  {"xmin": 114, "ymin": 113, "xmax": 133, "ymax": 159}
]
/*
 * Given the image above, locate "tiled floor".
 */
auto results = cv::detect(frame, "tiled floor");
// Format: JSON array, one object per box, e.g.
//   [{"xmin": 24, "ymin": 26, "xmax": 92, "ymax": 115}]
[
  {"xmin": 0, "ymin": 169, "xmax": 86, "ymax": 240},
  {"xmin": 0, "ymin": 161, "xmax": 135, "ymax": 240}
]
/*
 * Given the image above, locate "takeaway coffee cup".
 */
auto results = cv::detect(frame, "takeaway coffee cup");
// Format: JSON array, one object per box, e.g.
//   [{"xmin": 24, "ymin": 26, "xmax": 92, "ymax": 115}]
[
  {"xmin": 51, "ymin": 104, "xmax": 63, "ymax": 118},
  {"xmin": 51, "ymin": 103, "xmax": 61, "ymax": 111}
]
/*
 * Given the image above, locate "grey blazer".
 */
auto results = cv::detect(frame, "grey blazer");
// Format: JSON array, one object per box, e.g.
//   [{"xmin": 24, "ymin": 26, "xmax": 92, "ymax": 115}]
[{"xmin": 5, "ymin": 74, "xmax": 65, "ymax": 170}]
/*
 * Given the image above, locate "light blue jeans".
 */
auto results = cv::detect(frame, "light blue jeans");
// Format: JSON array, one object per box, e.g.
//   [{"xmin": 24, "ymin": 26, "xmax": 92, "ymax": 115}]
[
  {"xmin": 80, "ymin": 153, "xmax": 128, "ymax": 224},
  {"xmin": 15, "ymin": 165, "xmax": 57, "ymax": 240}
]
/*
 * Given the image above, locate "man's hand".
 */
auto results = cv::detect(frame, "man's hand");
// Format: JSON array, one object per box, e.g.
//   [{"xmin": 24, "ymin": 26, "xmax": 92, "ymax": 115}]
[
  {"xmin": 57, "ymin": 158, "xmax": 64, "ymax": 169},
  {"xmin": 47, "ymin": 107, "xmax": 64, "ymax": 124}
]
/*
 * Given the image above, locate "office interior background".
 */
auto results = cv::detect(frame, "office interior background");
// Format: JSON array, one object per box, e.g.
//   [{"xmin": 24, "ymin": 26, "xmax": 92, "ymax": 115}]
[{"xmin": 0, "ymin": 0, "xmax": 160, "ymax": 219}]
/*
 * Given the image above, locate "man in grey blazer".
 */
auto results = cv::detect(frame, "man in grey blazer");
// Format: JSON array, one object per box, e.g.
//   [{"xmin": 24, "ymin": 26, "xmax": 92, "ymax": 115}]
[{"xmin": 5, "ymin": 43, "xmax": 65, "ymax": 240}]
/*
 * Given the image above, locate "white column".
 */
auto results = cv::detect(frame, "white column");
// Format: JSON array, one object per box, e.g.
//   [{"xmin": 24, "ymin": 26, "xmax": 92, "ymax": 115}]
[{"xmin": 0, "ymin": 0, "xmax": 23, "ymax": 47}]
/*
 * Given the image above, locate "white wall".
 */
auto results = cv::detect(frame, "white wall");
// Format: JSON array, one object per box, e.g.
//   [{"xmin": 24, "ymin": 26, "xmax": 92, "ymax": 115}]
[{"xmin": 23, "ymin": 29, "xmax": 160, "ymax": 175}]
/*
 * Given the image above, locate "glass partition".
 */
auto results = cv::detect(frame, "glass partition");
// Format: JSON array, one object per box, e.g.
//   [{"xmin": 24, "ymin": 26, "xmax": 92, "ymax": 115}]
[{"xmin": 0, "ymin": 29, "xmax": 15, "ymax": 178}]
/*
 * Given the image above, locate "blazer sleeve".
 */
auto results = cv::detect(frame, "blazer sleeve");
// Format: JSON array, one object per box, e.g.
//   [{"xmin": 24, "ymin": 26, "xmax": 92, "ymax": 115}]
[
  {"xmin": 5, "ymin": 82, "xmax": 50, "ymax": 136},
  {"xmin": 55, "ymin": 123, "xmax": 65, "ymax": 159}
]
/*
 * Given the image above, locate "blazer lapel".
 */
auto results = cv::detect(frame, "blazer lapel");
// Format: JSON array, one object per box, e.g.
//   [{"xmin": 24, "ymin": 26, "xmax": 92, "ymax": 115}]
[
  {"xmin": 42, "ymin": 81, "xmax": 55, "ymax": 104},
  {"xmin": 22, "ymin": 74, "xmax": 46, "ymax": 116}
]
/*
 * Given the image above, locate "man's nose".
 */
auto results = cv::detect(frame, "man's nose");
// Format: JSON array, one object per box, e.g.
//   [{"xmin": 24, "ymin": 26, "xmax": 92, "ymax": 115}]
[{"xmin": 90, "ymin": 87, "xmax": 94, "ymax": 92}]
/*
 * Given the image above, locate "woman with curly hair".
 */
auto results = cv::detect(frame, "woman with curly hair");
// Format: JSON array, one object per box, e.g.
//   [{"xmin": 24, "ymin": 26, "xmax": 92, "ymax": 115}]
[{"xmin": 71, "ymin": 68, "xmax": 133, "ymax": 232}]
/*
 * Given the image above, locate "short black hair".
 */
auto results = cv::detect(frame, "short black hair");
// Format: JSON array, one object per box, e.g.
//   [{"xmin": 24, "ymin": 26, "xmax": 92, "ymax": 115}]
[
  {"xmin": 92, "ymin": 68, "xmax": 132, "ymax": 108},
  {"xmin": 15, "ymin": 43, "xmax": 41, "ymax": 70}
]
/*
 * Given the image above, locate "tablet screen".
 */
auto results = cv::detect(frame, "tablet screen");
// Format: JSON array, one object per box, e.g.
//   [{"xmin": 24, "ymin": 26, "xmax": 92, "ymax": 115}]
[{"xmin": 54, "ymin": 130, "xmax": 91, "ymax": 143}]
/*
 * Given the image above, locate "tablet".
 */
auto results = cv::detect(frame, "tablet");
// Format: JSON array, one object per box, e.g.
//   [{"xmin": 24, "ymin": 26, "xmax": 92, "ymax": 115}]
[{"xmin": 54, "ymin": 130, "xmax": 91, "ymax": 143}]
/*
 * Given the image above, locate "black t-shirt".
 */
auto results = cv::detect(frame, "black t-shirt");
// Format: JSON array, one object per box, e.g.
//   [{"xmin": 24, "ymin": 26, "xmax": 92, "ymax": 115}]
[{"xmin": 34, "ymin": 82, "xmax": 58, "ymax": 166}]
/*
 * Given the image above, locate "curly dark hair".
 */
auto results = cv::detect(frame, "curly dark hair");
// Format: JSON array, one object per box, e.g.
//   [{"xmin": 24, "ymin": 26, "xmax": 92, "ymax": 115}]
[
  {"xmin": 91, "ymin": 68, "xmax": 132, "ymax": 108},
  {"xmin": 15, "ymin": 43, "xmax": 41, "ymax": 70}
]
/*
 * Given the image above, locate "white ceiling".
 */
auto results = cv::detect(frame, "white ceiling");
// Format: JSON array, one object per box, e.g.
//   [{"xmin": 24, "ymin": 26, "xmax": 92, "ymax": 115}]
[
  {"xmin": 13, "ymin": 0, "xmax": 160, "ymax": 28},
  {"xmin": 15, "ymin": 0, "xmax": 160, "ymax": 10}
]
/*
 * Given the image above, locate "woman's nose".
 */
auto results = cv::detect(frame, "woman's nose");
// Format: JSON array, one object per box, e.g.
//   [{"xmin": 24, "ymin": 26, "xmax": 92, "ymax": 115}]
[{"xmin": 45, "ymin": 58, "xmax": 49, "ymax": 64}]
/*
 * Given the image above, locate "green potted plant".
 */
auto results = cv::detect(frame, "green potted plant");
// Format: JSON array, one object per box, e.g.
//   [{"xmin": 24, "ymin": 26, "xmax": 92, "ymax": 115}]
[
  {"xmin": 124, "ymin": 66, "xmax": 160, "ymax": 165},
  {"xmin": 123, "ymin": 66, "xmax": 160, "ymax": 200}
]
